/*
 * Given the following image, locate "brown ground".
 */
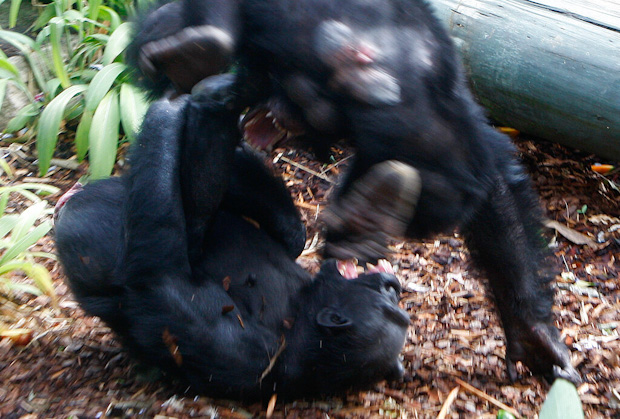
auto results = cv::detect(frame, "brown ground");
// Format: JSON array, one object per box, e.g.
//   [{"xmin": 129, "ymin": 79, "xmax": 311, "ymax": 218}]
[{"xmin": 0, "ymin": 134, "xmax": 618, "ymax": 418}]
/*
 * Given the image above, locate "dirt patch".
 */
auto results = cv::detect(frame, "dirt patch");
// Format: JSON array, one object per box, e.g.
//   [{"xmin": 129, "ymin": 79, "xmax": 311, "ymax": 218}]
[{"xmin": 1, "ymin": 135, "xmax": 618, "ymax": 418}]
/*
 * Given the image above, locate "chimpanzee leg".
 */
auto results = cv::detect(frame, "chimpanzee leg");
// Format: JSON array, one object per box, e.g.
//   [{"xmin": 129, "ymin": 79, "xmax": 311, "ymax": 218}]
[
  {"xmin": 222, "ymin": 144, "xmax": 306, "ymax": 259},
  {"xmin": 462, "ymin": 133, "xmax": 579, "ymax": 382},
  {"xmin": 54, "ymin": 179, "xmax": 125, "ymax": 321},
  {"xmin": 122, "ymin": 97, "xmax": 193, "ymax": 284},
  {"xmin": 322, "ymin": 160, "xmax": 422, "ymax": 263},
  {"xmin": 179, "ymin": 75, "xmax": 241, "ymax": 264}
]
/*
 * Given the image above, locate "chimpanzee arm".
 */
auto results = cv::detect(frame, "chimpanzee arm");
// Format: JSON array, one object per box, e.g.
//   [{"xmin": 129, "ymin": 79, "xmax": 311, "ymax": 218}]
[
  {"xmin": 179, "ymin": 75, "xmax": 241, "ymax": 263},
  {"xmin": 462, "ymin": 133, "xmax": 580, "ymax": 383},
  {"xmin": 126, "ymin": 0, "xmax": 240, "ymax": 95},
  {"xmin": 122, "ymin": 97, "xmax": 192, "ymax": 285},
  {"xmin": 222, "ymin": 144, "xmax": 306, "ymax": 259},
  {"xmin": 113, "ymin": 86, "xmax": 284, "ymax": 398}
]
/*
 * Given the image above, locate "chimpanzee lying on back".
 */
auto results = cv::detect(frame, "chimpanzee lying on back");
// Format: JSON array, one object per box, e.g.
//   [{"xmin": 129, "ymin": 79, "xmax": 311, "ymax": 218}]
[
  {"xmin": 127, "ymin": 0, "xmax": 580, "ymax": 383},
  {"xmin": 54, "ymin": 75, "xmax": 409, "ymax": 401}
]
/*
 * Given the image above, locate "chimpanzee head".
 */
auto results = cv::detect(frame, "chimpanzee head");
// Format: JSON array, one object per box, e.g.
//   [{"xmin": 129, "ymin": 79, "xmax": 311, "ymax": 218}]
[{"xmin": 279, "ymin": 259, "xmax": 409, "ymax": 398}]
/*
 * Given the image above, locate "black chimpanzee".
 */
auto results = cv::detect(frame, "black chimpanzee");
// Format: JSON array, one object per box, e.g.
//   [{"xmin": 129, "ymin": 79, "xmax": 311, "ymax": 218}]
[
  {"xmin": 126, "ymin": 0, "xmax": 580, "ymax": 383},
  {"xmin": 54, "ymin": 75, "xmax": 409, "ymax": 401}
]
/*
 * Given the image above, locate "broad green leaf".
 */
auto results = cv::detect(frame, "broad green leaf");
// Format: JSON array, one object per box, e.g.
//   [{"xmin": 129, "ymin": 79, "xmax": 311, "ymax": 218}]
[
  {"xmin": 539, "ymin": 379, "xmax": 584, "ymax": 419},
  {"xmin": 0, "ymin": 261, "xmax": 28, "ymax": 275},
  {"xmin": 3, "ymin": 280, "xmax": 43, "ymax": 296},
  {"xmin": 0, "ymin": 29, "xmax": 36, "ymax": 52},
  {"xmin": 11, "ymin": 200, "xmax": 48, "ymax": 243},
  {"xmin": 86, "ymin": 0, "xmax": 102, "ymax": 25},
  {"xmin": 85, "ymin": 62, "xmax": 125, "ymax": 111},
  {"xmin": 46, "ymin": 78, "xmax": 63, "ymax": 97},
  {"xmin": 36, "ymin": 84, "xmax": 88, "ymax": 175},
  {"xmin": 35, "ymin": 25, "xmax": 51, "ymax": 46},
  {"xmin": 5, "ymin": 103, "xmax": 39, "ymax": 133},
  {"xmin": 0, "ymin": 156, "xmax": 12, "ymax": 179},
  {"xmin": 119, "ymin": 83, "xmax": 147, "ymax": 142},
  {"xmin": 0, "ymin": 192, "xmax": 9, "ymax": 215},
  {"xmin": 75, "ymin": 109, "xmax": 93, "ymax": 161},
  {"xmin": 0, "ymin": 222, "xmax": 51, "ymax": 266},
  {"xmin": 0, "ymin": 79, "xmax": 7, "ymax": 114},
  {"xmin": 2, "ymin": 188, "xmax": 40, "ymax": 204},
  {"xmin": 89, "ymin": 89, "xmax": 120, "ymax": 179},
  {"xmin": 99, "ymin": 6, "xmax": 122, "ymax": 32},
  {"xmin": 3, "ymin": 183, "xmax": 60, "ymax": 196},
  {"xmin": 84, "ymin": 33, "xmax": 109, "ymax": 43},
  {"xmin": 497, "ymin": 409, "xmax": 516, "ymax": 419},
  {"xmin": 0, "ymin": 58, "xmax": 20, "ymax": 77},
  {"xmin": 63, "ymin": 9, "xmax": 85, "ymax": 23},
  {"xmin": 29, "ymin": 251, "xmax": 57, "ymax": 261},
  {"xmin": 102, "ymin": 22, "xmax": 132, "ymax": 65},
  {"xmin": 33, "ymin": 4, "xmax": 57, "ymax": 30},
  {"xmin": 23, "ymin": 263, "xmax": 56, "ymax": 298},
  {"xmin": 49, "ymin": 17, "xmax": 72, "ymax": 89},
  {"xmin": 9, "ymin": 0, "xmax": 22, "ymax": 28},
  {"xmin": 0, "ymin": 214, "xmax": 19, "ymax": 239}
]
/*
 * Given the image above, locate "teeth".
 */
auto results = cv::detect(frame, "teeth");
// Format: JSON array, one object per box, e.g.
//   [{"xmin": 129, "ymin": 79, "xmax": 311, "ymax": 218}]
[
  {"xmin": 338, "ymin": 258, "xmax": 397, "ymax": 279},
  {"xmin": 244, "ymin": 116, "xmax": 257, "ymax": 127},
  {"xmin": 337, "ymin": 259, "xmax": 359, "ymax": 279}
]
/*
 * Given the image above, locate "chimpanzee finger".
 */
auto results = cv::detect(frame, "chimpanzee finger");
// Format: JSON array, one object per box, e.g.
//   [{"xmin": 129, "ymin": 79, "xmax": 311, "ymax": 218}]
[{"xmin": 552, "ymin": 364, "xmax": 582, "ymax": 384}]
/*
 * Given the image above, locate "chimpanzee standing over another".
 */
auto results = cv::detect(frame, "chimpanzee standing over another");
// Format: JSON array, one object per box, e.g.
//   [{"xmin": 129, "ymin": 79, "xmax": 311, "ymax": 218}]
[
  {"xmin": 54, "ymin": 75, "xmax": 410, "ymax": 400},
  {"xmin": 127, "ymin": 0, "xmax": 580, "ymax": 383}
]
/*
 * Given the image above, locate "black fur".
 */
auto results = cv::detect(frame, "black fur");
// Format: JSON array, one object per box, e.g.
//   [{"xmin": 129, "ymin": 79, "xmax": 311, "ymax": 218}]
[
  {"xmin": 124, "ymin": 0, "xmax": 579, "ymax": 382},
  {"xmin": 55, "ymin": 76, "xmax": 409, "ymax": 401}
]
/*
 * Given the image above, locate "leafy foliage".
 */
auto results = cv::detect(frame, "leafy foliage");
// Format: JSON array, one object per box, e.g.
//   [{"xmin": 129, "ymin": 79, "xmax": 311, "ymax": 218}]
[
  {"xmin": 0, "ymin": 0, "xmax": 149, "ymax": 178},
  {"xmin": 0, "ymin": 183, "xmax": 59, "ymax": 300},
  {"xmin": 539, "ymin": 379, "xmax": 584, "ymax": 419}
]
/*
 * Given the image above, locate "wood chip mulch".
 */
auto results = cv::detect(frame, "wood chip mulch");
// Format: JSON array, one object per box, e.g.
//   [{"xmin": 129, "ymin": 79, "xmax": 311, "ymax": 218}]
[{"xmin": 0, "ymin": 134, "xmax": 618, "ymax": 418}]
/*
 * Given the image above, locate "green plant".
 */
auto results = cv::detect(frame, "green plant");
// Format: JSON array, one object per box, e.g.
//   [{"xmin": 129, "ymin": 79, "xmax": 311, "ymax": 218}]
[
  {"xmin": 0, "ymin": 183, "xmax": 59, "ymax": 299},
  {"xmin": 539, "ymin": 379, "xmax": 584, "ymax": 419},
  {"xmin": 0, "ymin": 0, "xmax": 149, "ymax": 179}
]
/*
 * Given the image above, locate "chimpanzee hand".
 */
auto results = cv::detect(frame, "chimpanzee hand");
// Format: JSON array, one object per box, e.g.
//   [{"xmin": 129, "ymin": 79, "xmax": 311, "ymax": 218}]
[
  {"xmin": 504, "ymin": 318, "xmax": 581, "ymax": 384},
  {"xmin": 139, "ymin": 26, "xmax": 234, "ymax": 93},
  {"xmin": 322, "ymin": 160, "xmax": 421, "ymax": 263}
]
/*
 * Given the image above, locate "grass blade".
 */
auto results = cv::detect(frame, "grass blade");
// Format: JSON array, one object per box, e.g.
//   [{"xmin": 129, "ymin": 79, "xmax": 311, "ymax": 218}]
[
  {"xmin": 84, "ymin": 62, "xmax": 126, "ymax": 111},
  {"xmin": 119, "ymin": 83, "xmax": 148, "ymax": 142},
  {"xmin": 49, "ymin": 17, "xmax": 71, "ymax": 89},
  {"xmin": 89, "ymin": 89, "xmax": 120, "ymax": 179},
  {"xmin": 36, "ymin": 84, "xmax": 88, "ymax": 175}
]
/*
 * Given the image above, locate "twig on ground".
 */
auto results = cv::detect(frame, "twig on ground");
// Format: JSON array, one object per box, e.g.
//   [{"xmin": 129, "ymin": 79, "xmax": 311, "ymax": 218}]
[
  {"xmin": 437, "ymin": 385, "xmax": 460, "ymax": 419},
  {"xmin": 454, "ymin": 378, "xmax": 521, "ymax": 418},
  {"xmin": 279, "ymin": 156, "xmax": 334, "ymax": 183}
]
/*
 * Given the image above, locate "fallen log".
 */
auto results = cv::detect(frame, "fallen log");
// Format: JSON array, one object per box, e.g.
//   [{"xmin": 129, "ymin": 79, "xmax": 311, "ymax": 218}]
[{"xmin": 427, "ymin": 0, "xmax": 620, "ymax": 160}]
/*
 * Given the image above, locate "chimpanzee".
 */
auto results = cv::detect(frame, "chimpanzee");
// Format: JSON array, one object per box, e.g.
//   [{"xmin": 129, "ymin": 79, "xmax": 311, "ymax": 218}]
[
  {"xmin": 54, "ymin": 75, "xmax": 409, "ymax": 401},
  {"xmin": 126, "ymin": 0, "xmax": 580, "ymax": 383}
]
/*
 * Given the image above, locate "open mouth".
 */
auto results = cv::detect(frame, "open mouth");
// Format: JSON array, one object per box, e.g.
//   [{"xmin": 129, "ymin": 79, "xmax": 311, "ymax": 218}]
[
  {"xmin": 336, "ymin": 258, "xmax": 394, "ymax": 279},
  {"xmin": 240, "ymin": 102, "xmax": 306, "ymax": 151}
]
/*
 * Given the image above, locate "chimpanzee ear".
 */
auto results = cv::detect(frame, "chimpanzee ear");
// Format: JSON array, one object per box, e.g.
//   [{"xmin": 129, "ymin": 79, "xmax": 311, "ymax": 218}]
[{"xmin": 316, "ymin": 307, "xmax": 353, "ymax": 330}]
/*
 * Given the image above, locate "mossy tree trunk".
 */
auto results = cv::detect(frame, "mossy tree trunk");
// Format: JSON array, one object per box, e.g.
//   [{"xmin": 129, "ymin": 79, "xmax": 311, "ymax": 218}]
[{"xmin": 427, "ymin": 0, "xmax": 620, "ymax": 160}]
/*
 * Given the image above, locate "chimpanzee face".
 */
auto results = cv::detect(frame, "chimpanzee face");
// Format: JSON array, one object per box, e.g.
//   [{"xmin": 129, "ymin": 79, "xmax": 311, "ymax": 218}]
[{"xmin": 291, "ymin": 260, "xmax": 409, "ymax": 391}]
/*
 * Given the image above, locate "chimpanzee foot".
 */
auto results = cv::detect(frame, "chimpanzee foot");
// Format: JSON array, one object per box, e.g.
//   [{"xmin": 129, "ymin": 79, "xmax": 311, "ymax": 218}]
[
  {"xmin": 323, "ymin": 160, "xmax": 421, "ymax": 262},
  {"xmin": 191, "ymin": 73, "xmax": 238, "ymax": 109},
  {"xmin": 140, "ymin": 25, "xmax": 235, "ymax": 93},
  {"xmin": 505, "ymin": 320, "xmax": 581, "ymax": 384}
]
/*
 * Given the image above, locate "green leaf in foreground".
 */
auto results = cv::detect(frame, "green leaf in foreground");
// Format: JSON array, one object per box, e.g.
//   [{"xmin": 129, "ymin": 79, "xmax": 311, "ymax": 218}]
[
  {"xmin": 36, "ymin": 84, "xmax": 88, "ymax": 175},
  {"xmin": 119, "ymin": 83, "xmax": 148, "ymax": 142},
  {"xmin": 497, "ymin": 410, "xmax": 516, "ymax": 419},
  {"xmin": 539, "ymin": 379, "xmax": 584, "ymax": 419},
  {"xmin": 89, "ymin": 89, "xmax": 120, "ymax": 179}
]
